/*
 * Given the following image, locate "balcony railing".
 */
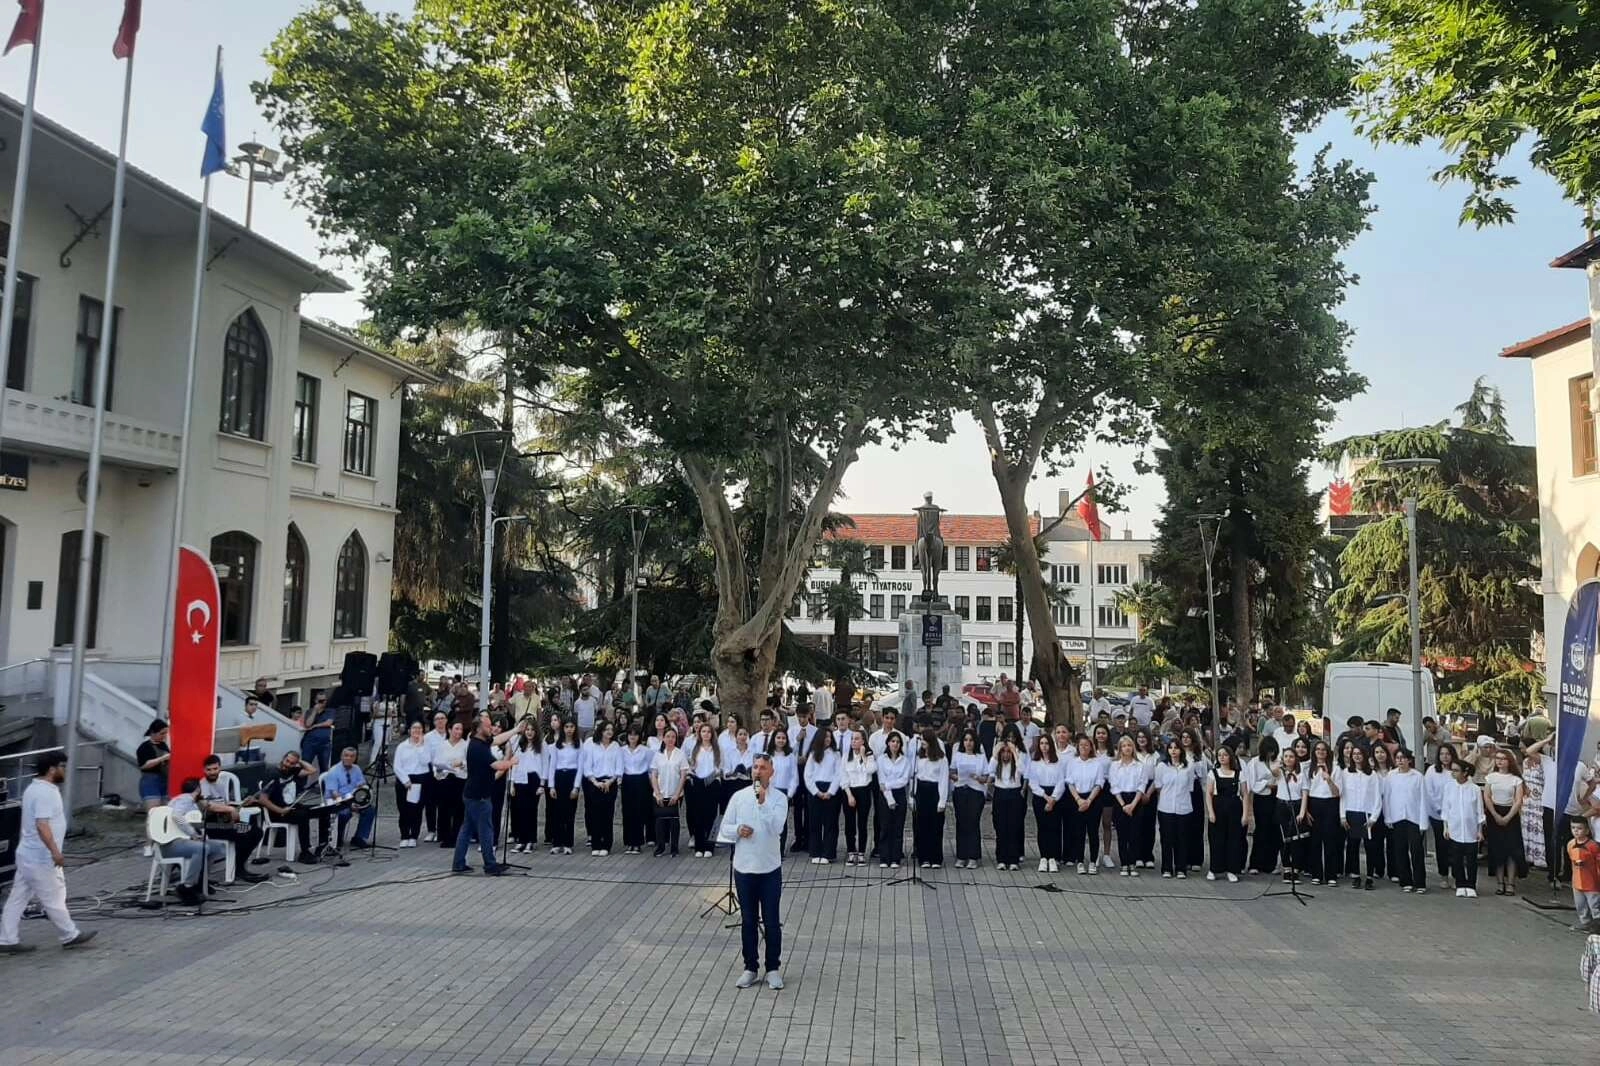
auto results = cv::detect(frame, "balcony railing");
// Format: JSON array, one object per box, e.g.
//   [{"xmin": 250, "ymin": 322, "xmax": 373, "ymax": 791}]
[{"xmin": 3, "ymin": 388, "xmax": 182, "ymax": 469}]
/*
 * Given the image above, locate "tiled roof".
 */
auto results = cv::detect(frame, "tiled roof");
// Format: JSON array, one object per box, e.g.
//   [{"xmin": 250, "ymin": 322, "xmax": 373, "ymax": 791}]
[
  {"xmin": 1499, "ymin": 318, "xmax": 1590, "ymax": 359},
  {"xmin": 827, "ymin": 513, "xmax": 1039, "ymax": 544}
]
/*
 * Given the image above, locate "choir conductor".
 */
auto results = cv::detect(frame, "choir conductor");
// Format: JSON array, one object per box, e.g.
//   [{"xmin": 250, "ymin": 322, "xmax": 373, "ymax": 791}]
[{"xmin": 724, "ymin": 751, "xmax": 787, "ymax": 990}]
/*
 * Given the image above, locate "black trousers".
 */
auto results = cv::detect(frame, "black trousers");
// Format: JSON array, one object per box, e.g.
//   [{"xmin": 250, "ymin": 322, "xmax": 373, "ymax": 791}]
[
  {"xmin": 655, "ymin": 798, "xmax": 681, "ymax": 854},
  {"xmin": 547, "ymin": 768, "xmax": 578, "ymax": 848},
  {"xmin": 395, "ymin": 780, "xmax": 424, "ymax": 841},
  {"xmin": 1308, "ymin": 796, "xmax": 1341, "ymax": 881},
  {"xmin": 1158, "ymin": 810, "xmax": 1187, "ymax": 874},
  {"xmin": 588, "ymin": 781, "xmax": 617, "ymax": 851},
  {"xmin": 992, "ymin": 788, "xmax": 1024, "ymax": 866},
  {"xmin": 436, "ymin": 776, "xmax": 465, "ymax": 847},
  {"xmin": 1063, "ymin": 799, "xmax": 1099, "ymax": 863},
  {"xmin": 509, "ymin": 778, "xmax": 540, "ymax": 845},
  {"xmin": 866, "ymin": 780, "xmax": 880, "ymax": 854},
  {"xmin": 808, "ymin": 785, "xmax": 840, "ymax": 860},
  {"xmin": 1208, "ymin": 794, "xmax": 1246, "ymax": 876},
  {"xmin": 686, "ymin": 777, "xmax": 717, "ymax": 852},
  {"xmin": 844, "ymin": 786, "xmax": 873, "ymax": 852},
  {"xmin": 582, "ymin": 780, "xmax": 601, "ymax": 844},
  {"xmin": 1111, "ymin": 793, "xmax": 1140, "ymax": 868},
  {"xmin": 1033, "ymin": 795, "xmax": 1061, "ymax": 861},
  {"xmin": 953, "ymin": 788, "xmax": 985, "ymax": 861},
  {"xmin": 879, "ymin": 788, "xmax": 907, "ymax": 864},
  {"xmin": 1137, "ymin": 800, "xmax": 1157, "ymax": 863},
  {"xmin": 621, "ymin": 773, "xmax": 652, "ymax": 848},
  {"xmin": 1343, "ymin": 811, "xmax": 1372, "ymax": 879},
  {"xmin": 1431, "ymin": 817, "xmax": 1450, "ymax": 877},
  {"xmin": 1184, "ymin": 786, "xmax": 1206, "ymax": 869},
  {"xmin": 421, "ymin": 774, "xmax": 439, "ymax": 834},
  {"xmin": 1247, "ymin": 793, "xmax": 1280, "ymax": 872},
  {"xmin": 791, "ymin": 781, "xmax": 809, "ymax": 852},
  {"xmin": 1450, "ymin": 838, "xmax": 1479, "ymax": 889},
  {"xmin": 913, "ymin": 781, "xmax": 944, "ymax": 864},
  {"xmin": 1369, "ymin": 816, "xmax": 1390, "ymax": 878},
  {"xmin": 1277, "ymin": 800, "xmax": 1307, "ymax": 875},
  {"xmin": 1391, "ymin": 819, "xmax": 1428, "ymax": 888}
]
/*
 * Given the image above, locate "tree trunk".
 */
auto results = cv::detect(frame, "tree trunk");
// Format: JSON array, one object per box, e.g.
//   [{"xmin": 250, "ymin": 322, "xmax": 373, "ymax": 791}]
[
  {"xmin": 832, "ymin": 561, "xmax": 853, "ymax": 691},
  {"xmin": 1230, "ymin": 526, "xmax": 1254, "ymax": 709},
  {"xmin": 994, "ymin": 475, "xmax": 1079, "ymax": 731},
  {"xmin": 711, "ymin": 628, "xmax": 780, "ymax": 728},
  {"xmin": 1014, "ymin": 569, "xmax": 1025, "ymax": 677}
]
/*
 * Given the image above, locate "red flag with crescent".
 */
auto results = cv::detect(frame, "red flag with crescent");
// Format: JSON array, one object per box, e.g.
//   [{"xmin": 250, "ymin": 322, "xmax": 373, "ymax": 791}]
[
  {"xmin": 1078, "ymin": 472, "xmax": 1104, "ymax": 542},
  {"xmin": 168, "ymin": 544, "xmax": 219, "ymax": 793}
]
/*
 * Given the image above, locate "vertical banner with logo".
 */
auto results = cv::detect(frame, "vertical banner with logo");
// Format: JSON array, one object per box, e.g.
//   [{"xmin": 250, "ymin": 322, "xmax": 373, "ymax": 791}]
[
  {"xmin": 1555, "ymin": 579, "xmax": 1600, "ymax": 817},
  {"xmin": 168, "ymin": 544, "xmax": 219, "ymax": 793}
]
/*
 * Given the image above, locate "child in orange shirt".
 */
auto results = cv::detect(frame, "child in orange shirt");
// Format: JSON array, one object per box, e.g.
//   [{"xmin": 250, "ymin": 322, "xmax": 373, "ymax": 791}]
[{"xmin": 1567, "ymin": 820, "xmax": 1600, "ymax": 931}]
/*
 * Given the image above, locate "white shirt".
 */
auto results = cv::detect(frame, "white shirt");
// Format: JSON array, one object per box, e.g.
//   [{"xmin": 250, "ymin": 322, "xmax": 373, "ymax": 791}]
[
  {"xmin": 1089, "ymin": 697, "xmax": 1112, "ymax": 719},
  {"xmin": 770, "ymin": 752, "xmax": 799, "ymax": 795},
  {"xmin": 18, "ymin": 777, "xmax": 64, "ymax": 865},
  {"xmin": 1024, "ymin": 757, "xmax": 1066, "ymax": 801},
  {"xmin": 438, "ymin": 738, "xmax": 469, "ymax": 779},
  {"xmin": 651, "ymin": 747, "xmax": 688, "ymax": 800},
  {"xmin": 1306, "ymin": 766, "xmax": 1339, "ymax": 799},
  {"xmin": 622, "ymin": 744, "xmax": 655, "ymax": 776},
  {"xmin": 1338, "ymin": 769, "xmax": 1383, "ymax": 819},
  {"xmin": 1127, "ymin": 695, "xmax": 1155, "ymax": 728},
  {"xmin": 686, "ymin": 745, "xmax": 720, "ymax": 781},
  {"xmin": 548, "ymin": 742, "xmax": 582, "ymax": 776},
  {"xmin": 1277, "ymin": 768, "xmax": 1304, "ymax": 804},
  {"xmin": 510, "ymin": 744, "xmax": 546, "ymax": 785},
  {"xmin": 988, "ymin": 755, "xmax": 1024, "ymax": 790},
  {"xmin": 1423, "ymin": 765, "xmax": 1453, "ymax": 820},
  {"xmin": 724, "ymin": 784, "xmax": 787, "ymax": 875},
  {"xmin": 952, "ymin": 752, "xmax": 989, "ymax": 792},
  {"xmin": 393, "ymin": 739, "xmax": 431, "ymax": 785},
  {"xmin": 1153, "ymin": 762, "xmax": 1196, "ymax": 814},
  {"xmin": 1484, "ymin": 771, "xmax": 1522, "ymax": 807},
  {"xmin": 583, "ymin": 741, "xmax": 624, "ymax": 781},
  {"xmin": 423, "ymin": 728, "xmax": 451, "ymax": 768},
  {"xmin": 1270, "ymin": 727, "xmax": 1297, "ymax": 755},
  {"xmin": 1063, "ymin": 755, "xmax": 1108, "ymax": 799},
  {"xmin": 1440, "ymin": 778, "xmax": 1485, "ymax": 842},
  {"xmin": 811, "ymin": 687, "xmax": 834, "ymax": 720},
  {"xmin": 1383, "ymin": 768, "xmax": 1426, "ymax": 827},
  {"xmin": 199, "ymin": 771, "xmax": 242, "ymax": 804},
  {"xmin": 913, "ymin": 757, "xmax": 951, "ymax": 809},
  {"xmin": 573, "ymin": 696, "xmax": 598, "ymax": 731},
  {"xmin": 1107, "ymin": 759, "xmax": 1151, "ymax": 796},
  {"xmin": 803, "ymin": 750, "xmax": 841, "ymax": 795},
  {"xmin": 877, "ymin": 753, "xmax": 913, "ymax": 794},
  {"xmin": 868, "ymin": 728, "xmax": 905, "ymax": 762},
  {"xmin": 841, "ymin": 752, "xmax": 877, "ymax": 789},
  {"xmin": 1243, "ymin": 757, "xmax": 1277, "ymax": 797},
  {"xmin": 717, "ymin": 730, "xmax": 742, "ymax": 770}
]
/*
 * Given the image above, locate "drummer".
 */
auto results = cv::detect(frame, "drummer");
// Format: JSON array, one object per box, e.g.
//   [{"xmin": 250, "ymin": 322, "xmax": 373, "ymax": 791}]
[
  {"xmin": 249, "ymin": 751, "xmax": 327, "ymax": 865},
  {"xmin": 323, "ymin": 747, "xmax": 376, "ymax": 850}
]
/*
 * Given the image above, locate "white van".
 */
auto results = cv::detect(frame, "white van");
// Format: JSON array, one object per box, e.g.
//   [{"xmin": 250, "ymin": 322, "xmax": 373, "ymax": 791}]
[{"xmin": 1322, "ymin": 661, "xmax": 1438, "ymax": 754}]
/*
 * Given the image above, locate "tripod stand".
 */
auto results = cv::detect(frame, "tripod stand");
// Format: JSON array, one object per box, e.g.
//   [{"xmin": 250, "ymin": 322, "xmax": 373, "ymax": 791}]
[
  {"xmin": 702, "ymin": 843, "xmax": 742, "ymax": 926},
  {"xmin": 1260, "ymin": 804, "xmax": 1312, "ymax": 905},
  {"xmin": 496, "ymin": 770, "xmax": 532, "ymax": 871},
  {"xmin": 885, "ymin": 794, "xmax": 935, "ymax": 891},
  {"xmin": 363, "ymin": 703, "xmax": 396, "ymax": 864}
]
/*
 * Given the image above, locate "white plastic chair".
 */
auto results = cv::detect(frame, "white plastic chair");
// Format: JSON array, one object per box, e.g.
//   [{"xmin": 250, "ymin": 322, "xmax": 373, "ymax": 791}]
[
  {"xmin": 254, "ymin": 814, "xmax": 299, "ymax": 863},
  {"xmin": 144, "ymin": 807, "xmax": 188, "ymax": 902}
]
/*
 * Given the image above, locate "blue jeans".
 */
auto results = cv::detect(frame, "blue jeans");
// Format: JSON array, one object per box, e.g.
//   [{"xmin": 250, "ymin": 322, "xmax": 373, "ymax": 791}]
[
  {"xmin": 300, "ymin": 738, "xmax": 332, "ymax": 772},
  {"xmin": 161, "ymin": 839, "xmax": 227, "ymax": 886},
  {"xmin": 453, "ymin": 797, "xmax": 500, "ymax": 872},
  {"xmin": 337, "ymin": 805, "xmax": 377, "ymax": 845},
  {"xmin": 733, "ymin": 867, "xmax": 782, "ymax": 973}
]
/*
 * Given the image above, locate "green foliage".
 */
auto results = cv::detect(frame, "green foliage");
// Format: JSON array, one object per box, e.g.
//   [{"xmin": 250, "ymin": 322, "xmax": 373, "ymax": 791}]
[
  {"xmin": 1342, "ymin": 0, "xmax": 1600, "ymax": 225},
  {"xmin": 1324, "ymin": 378, "xmax": 1543, "ymax": 712}
]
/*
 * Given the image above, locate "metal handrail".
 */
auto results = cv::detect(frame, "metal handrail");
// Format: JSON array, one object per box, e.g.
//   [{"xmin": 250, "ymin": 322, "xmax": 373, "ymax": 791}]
[
  {"xmin": 0, "ymin": 657, "xmax": 48, "ymax": 675},
  {"xmin": 0, "ymin": 740, "xmax": 110, "ymax": 805}
]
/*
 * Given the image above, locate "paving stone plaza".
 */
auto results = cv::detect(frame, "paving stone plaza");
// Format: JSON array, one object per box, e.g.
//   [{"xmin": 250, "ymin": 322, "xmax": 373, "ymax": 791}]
[{"xmin": 0, "ymin": 811, "xmax": 1591, "ymax": 1066}]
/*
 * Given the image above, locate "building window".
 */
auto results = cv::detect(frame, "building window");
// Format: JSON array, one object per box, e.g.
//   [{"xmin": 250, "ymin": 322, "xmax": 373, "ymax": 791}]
[
  {"xmin": 283, "ymin": 524, "xmax": 307, "ymax": 643},
  {"xmin": 954, "ymin": 595, "xmax": 970, "ymax": 620},
  {"xmin": 53, "ymin": 530, "xmax": 106, "ymax": 647},
  {"xmin": 1140, "ymin": 558, "xmax": 1153, "ymax": 583},
  {"xmin": 220, "ymin": 310, "xmax": 269, "ymax": 440},
  {"xmin": 1097, "ymin": 563, "xmax": 1128, "ymax": 586},
  {"xmin": 1051, "ymin": 563, "xmax": 1080, "ymax": 585},
  {"xmin": 891, "ymin": 544, "xmax": 907, "ymax": 570},
  {"xmin": 210, "ymin": 531, "xmax": 259, "ymax": 646},
  {"xmin": 334, "ymin": 532, "xmax": 368, "ymax": 638},
  {"xmin": 941, "ymin": 547, "xmax": 949, "ymax": 571},
  {"xmin": 976, "ymin": 548, "xmax": 992, "ymax": 572},
  {"xmin": 890, "ymin": 594, "xmax": 906, "ymax": 619},
  {"xmin": 808, "ymin": 592, "xmax": 829, "ymax": 618},
  {"xmin": 976, "ymin": 642, "xmax": 993, "ymax": 667},
  {"xmin": 999, "ymin": 641, "xmax": 1015, "ymax": 667},
  {"xmin": 787, "ymin": 596, "xmax": 802, "ymax": 619},
  {"xmin": 3, "ymin": 268, "xmax": 34, "ymax": 391},
  {"xmin": 1098, "ymin": 604, "xmax": 1128, "ymax": 629},
  {"xmin": 1053, "ymin": 603, "xmax": 1081, "ymax": 626},
  {"xmin": 293, "ymin": 374, "xmax": 319, "ymax": 463},
  {"xmin": 955, "ymin": 546, "xmax": 970, "ymax": 571},
  {"xmin": 869, "ymin": 545, "xmax": 885, "ymax": 570},
  {"xmin": 344, "ymin": 392, "xmax": 376, "ymax": 475},
  {"xmin": 998, "ymin": 596, "xmax": 1014, "ymax": 622},
  {"xmin": 962, "ymin": 641, "xmax": 971, "ymax": 666},
  {"xmin": 72, "ymin": 296, "xmax": 121, "ymax": 410},
  {"xmin": 976, "ymin": 596, "xmax": 992, "ymax": 622},
  {"xmin": 1573, "ymin": 374, "xmax": 1597, "ymax": 477},
  {"xmin": 869, "ymin": 593, "xmax": 884, "ymax": 620}
]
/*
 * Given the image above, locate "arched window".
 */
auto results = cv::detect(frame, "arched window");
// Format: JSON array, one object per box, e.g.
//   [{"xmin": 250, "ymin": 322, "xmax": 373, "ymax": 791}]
[
  {"xmin": 282, "ymin": 524, "xmax": 307, "ymax": 643},
  {"xmin": 334, "ymin": 532, "xmax": 367, "ymax": 638},
  {"xmin": 220, "ymin": 310, "xmax": 268, "ymax": 440},
  {"xmin": 209, "ymin": 531, "xmax": 258, "ymax": 646}
]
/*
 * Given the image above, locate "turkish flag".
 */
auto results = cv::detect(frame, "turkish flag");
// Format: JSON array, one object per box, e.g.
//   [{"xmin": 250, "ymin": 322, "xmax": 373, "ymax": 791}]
[
  {"xmin": 4, "ymin": 0, "xmax": 41, "ymax": 55},
  {"xmin": 168, "ymin": 544, "xmax": 219, "ymax": 793},
  {"xmin": 1078, "ymin": 472, "xmax": 1104, "ymax": 542},
  {"xmin": 111, "ymin": 0, "xmax": 138, "ymax": 59}
]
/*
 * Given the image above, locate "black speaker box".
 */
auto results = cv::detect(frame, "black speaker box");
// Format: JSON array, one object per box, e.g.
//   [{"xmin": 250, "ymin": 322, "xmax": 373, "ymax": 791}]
[{"xmin": 340, "ymin": 651, "xmax": 378, "ymax": 695}]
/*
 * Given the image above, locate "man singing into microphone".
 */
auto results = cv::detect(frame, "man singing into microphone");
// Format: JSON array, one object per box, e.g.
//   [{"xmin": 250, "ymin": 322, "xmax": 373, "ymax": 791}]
[{"xmin": 725, "ymin": 752, "xmax": 787, "ymax": 990}]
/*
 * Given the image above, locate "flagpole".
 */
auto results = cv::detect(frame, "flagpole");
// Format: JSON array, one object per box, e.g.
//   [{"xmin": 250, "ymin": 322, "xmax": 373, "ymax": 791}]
[
  {"xmin": 63, "ymin": 51, "xmax": 136, "ymax": 823},
  {"xmin": 156, "ymin": 45, "xmax": 220, "ymax": 717},
  {"xmin": 1087, "ymin": 532, "xmax": 1097, "ymax": 690},
  {"xmin": 0, "ymin": 7, "xmax": 43, "ymax": 450}
]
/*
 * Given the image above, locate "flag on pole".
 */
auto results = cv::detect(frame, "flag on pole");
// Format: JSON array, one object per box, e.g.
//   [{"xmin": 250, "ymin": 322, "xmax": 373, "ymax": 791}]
[
  {"xmin": 4, "ymin": 0, "xmax": 40, "ymax": 54},
  {"xmin": 201, "ymin": 54, "xmax": 226, "ymax": 177},
  {"xmin": 167, "ymin": 545, "xmax": 220, "ymax": 792},
  {"xmin": 112, "ymin": 0, "xmax": 139, "ymax": 59},
  {"xmin": 1078, "ymin": 473, "xmax": 1104, "ymax": 541}
]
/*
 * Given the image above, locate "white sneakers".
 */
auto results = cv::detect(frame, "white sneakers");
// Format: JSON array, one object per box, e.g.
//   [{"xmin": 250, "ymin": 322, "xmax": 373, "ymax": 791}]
[
  {"xmin": 1047, "ymin": 859, "xmax": 1060, "ymax": 873},
  {"xmin": 1227, "ymin": 873, "xmax": 1239, "ymax": 883},
  {"xmin": 1038, "ymin": 858, "xmax": 1049, "ymax": 872},
  {"xmin": 766, "ymin": 970, "xmax": 784, "ymax": 990},
  {"xmin": 736, "ymin": 970, "xmax": 760, "ymax": 989},
  {"xmin": 1205, "ymin": 872, "xmax": 1217, "ymax": 881},
  {"xmin": 424, "ymin": 831, "xmax": 437, "ymax": 843},
  {"xmin": 1455, "ymin": 887, "xmax": 1478, "ymax": 898},
  {"xmin": 1101, "ymin": 855, "xmax": 1116, "ymax": 869},
  {"xmin": 1076, "ymin": 862, "xmax": 1087, "ymax": 875}
]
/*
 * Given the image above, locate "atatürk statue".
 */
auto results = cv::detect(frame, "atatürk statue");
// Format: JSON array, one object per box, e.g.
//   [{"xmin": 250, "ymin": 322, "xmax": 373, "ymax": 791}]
[{"xmin": 913, "ymin": 492, "xmax": 945, "ymax": 602}]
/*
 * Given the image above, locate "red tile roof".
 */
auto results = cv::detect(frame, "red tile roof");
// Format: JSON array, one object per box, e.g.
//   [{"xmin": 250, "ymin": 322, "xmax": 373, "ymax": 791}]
[
  {"xmin": 1551, "ymin": 235, "xmax": 1600, "ymax": 269},
  {"xmin": 827, "ymin": 513, "xmax": 1039, "ymax": 544},
  {"xmin": 1499, "ymin": 318, "xmax": 1590, "ymax": 359}
]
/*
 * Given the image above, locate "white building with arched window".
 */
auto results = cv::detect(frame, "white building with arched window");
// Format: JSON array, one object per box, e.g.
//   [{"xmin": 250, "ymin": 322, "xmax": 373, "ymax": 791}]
[{"xmin": 0, "ymin": 94, "xmax": 434, "ymax": 729}]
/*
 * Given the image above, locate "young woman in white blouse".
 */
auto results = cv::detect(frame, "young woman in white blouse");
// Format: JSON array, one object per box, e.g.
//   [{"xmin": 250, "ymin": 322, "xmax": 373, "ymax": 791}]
[
  {"xmin": 1244, "ymin": 738, "xmax": 1280, "ymax": 876},
  {"xmin": 1178, "ymin": 729, "xmax": 1210, "ymax": 873},
  {"xmin": 1027, "ymin": 733, "xmax": 1066, "ymax": 873},
  {"xmin": 1425, "ymin": 744, "xmax": 1460, "ymax": 889},
  {"xmin": 803, "ymin": 728, "xmax": 842, "ymax": 864},
  {"xmin": 581, "ymin": 721, "xmax": 623, "ymax": 856},
  {"xmin": 912, "ymin": 731, "xmax": 951, "ymax": 868},
  {"xmin": 1274, "ymin": 748, "xmax": 1308, "ymax": 882},
  {"xmin": 508, "ymin": 719, "xmax": 546, "ymax": 853},
  {"xmin": 767, "ymin": 728, "xmax": 799, "ymax": 854},
  {"xmin": 951, "ymin": 729, "xmax": 990, "ymax": 869},
  {"xmin": 1064, "ymin": 735, "xmax": 1108, "ymax": 875},
  {"xmin": 876, "ymin": 732, "xmax": 912, "ymax": 868},
  {"xmin": 841, "ymin": 731, "xmax": 877, "ymax": 866},
  {"xmin": 1442, "ymin": 757, "xmax": 1485, "ymax": 897},
  {"xmin": 620, "ymin": 723, "xmax": 656, "ymax": 855},
  {"xmin": 1369, "ymin": 742, "xmax": 1395, "ymax": 881},
  {"xmin": 1483, "ymin": 748, "xmax": 1527, "ymax": 896},
  {"xmin": 1338, "ymin": 743, "xmax": 1382, "ymax": 890},
  {"xmin": 1383, "ymin": 748, "xmax": 1430, "ymax": 892},
  {"xmin": 545, "ymin": 719, "xmax": 582, "ymax": 854},
  {"xmin": 989, "ymin": 739, "xmax": 1025, "ymax": 870},
  {"xmin": 650, "ymin": 726, "xmax": 688, "ymax": 856},
  {"xmin": 684, "ymin": 723, "xmax": 722, "ymax": 858},
  {"xmin": 393, "ymin": 721, "xmax": 431, "ymax": 848},
  {"xmin": 1203, "ymin": 744, "xmax": 1248, "ymax": 882},
  {"xmin": 1305, "ymin": 740, "xmax": 1342, "ymax": 885},
  {"xmin": 435, "ymin": 720, "xmax": 469, "ymax": 848},
  {"xmin": 1153, "ymin": 739, "xmax": 1195, "ymax": 878},
  {"xmin": 1107, "ymin": 736, "xmax": 1151, "ymax": 877},
  {"xmin": 1133, "ymin": 729, "xmax": 1160, "ymax": 868}
]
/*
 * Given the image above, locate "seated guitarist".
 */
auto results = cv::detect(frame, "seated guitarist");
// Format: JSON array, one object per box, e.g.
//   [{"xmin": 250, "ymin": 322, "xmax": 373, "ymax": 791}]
[
  {"xmin": 248, "ymin": 751, "xmax": 328, "ymax": 865},
  {"xmin": 196, "ymin": 755, "xmax": 267, "ymax": 882}
]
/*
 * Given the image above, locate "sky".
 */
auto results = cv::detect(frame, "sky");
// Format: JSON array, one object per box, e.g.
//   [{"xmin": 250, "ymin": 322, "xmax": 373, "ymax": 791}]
[{"xmin": 8, "ymin": 1, "xmax": 1590, "ymax": 536}]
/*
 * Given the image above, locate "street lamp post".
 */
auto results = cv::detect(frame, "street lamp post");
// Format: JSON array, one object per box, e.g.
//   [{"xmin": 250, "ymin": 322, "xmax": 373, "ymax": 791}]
[
  {"xmin": 224, "ymin": 140, "xmax": 290, "ymax": 229},
  {"xmin": 1195, "ymin": 513, "xmax": 1225, "ymax": 713},
  {"xmin": 627, "ymin": 507, "xmax": 651, "ymax": 704},
  {"xmin": 465, "ymin": 430, "xmax": 512, "ymax": 689},
  {"xmin": 1379, "ymin": 457, "xmax": 1441, "ymax": 744}
]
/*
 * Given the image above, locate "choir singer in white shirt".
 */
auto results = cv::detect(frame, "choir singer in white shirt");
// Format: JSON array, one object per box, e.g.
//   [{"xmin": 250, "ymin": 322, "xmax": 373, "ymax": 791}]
[{"xmin": 722, "ymin": 752, "xmax": 788, "ymax": 991}]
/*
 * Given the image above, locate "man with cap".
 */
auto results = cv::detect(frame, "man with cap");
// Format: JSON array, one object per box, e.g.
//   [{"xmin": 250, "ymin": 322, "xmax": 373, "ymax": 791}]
[{"xmin": 0, "ymin": 752, "xmax": 96, "ymax": 952}]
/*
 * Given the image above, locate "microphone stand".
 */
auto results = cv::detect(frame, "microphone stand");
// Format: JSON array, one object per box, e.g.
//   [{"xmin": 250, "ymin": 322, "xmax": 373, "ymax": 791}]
[
  {"xmin": 497, "ymin": 770, "xmax": 532, "ymax": 871},
  {"xmin": 1262, "ymin": 801, "xmax": 1312, "ymax": 905},
  {"xmin": 364, "ymin": 703, "xmax": 395, "ymax": 863},
  {"xmin": 886, "ymin": 788, "xmax": 934, "ymax": 891}
]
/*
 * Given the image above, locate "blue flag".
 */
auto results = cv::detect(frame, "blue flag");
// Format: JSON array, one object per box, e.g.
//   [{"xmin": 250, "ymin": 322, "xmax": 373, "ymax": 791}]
[{"xmin": 200, "ymin": 57, "xmax": 226, "ymax": 178}]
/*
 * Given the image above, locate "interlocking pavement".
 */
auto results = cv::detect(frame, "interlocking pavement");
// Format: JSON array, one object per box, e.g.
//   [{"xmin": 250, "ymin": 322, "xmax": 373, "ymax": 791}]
[{"xmin": 0, "ymin": 809, "xmax": 1591, "ymax": 1066}]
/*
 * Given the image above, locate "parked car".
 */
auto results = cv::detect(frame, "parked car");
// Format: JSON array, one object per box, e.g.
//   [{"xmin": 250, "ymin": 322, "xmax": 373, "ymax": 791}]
[{"xmin": 962, "ymin": 683, "xmax": 999, "ymax": 708}]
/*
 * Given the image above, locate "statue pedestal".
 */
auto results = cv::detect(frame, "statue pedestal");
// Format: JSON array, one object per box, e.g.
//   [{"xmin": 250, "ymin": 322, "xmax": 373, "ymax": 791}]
[{"xmin": 897, "ymin": 598, "xmax": 963, "ymax": 698}]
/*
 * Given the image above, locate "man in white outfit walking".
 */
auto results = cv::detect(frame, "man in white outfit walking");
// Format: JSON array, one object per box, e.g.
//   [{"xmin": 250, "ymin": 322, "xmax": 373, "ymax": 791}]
[{"xmin": 0, "ymin": 752, "xmax": 96, "ymax": 953}]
